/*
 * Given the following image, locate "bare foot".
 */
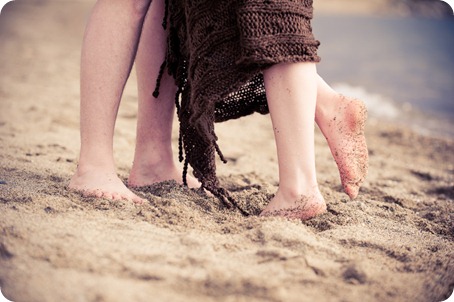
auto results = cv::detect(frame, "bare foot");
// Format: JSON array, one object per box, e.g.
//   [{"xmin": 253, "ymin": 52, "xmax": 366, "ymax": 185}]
[
  {"xmin": 317, "ymin": 95, "xmax": 368, "ymax": 199},
  {"xmin": 69, "ymin": 167, "xmax": 146, "ymax": 203},
  {"xmin": 128, "ymin": 162, "xmax": 201, "ymax": 189},
  {"xmin": 260, "ymin": 188, "xmax": 327, "ymax": 221}
]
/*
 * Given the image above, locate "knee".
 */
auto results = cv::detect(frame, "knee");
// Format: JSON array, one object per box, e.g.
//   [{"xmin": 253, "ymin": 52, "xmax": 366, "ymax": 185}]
[
  {"xmin": 96, "ymin": 0, "xmax": 152, "ymax": 19},
  {"xmin": 130, "ymin": 0, "xmax": 153, "ymax": 19}
]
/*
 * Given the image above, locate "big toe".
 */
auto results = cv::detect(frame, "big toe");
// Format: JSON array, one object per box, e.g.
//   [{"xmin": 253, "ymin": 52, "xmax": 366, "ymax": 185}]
[{"xmin": 345, "ymin": 184, "xmax": 360, "ymax": 200}]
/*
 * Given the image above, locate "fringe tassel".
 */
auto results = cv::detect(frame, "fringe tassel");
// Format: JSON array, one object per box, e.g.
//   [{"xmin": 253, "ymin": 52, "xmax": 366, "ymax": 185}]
[
  {"xmin": 162, "ymin": 0, "xmax": 169, "ymax": 29},
  {"xmin": 182, "ymin": 157, "xmax": 189, "ymax": 186},
  {"xmin": 174, "ymin": 87, "xmax": 184, "ymax": 163},
  {"xmin": 152, "ymin": 60, "xmax": 167, "ymax": 98},
  {"xmin": 162, "ymin": 2, "xmax": 246, "ymax": 216},
  {"xmin": 223, "ymin": 189, "xmax": 249, "ymax": 216},
  {"xmin": 214, "ymin": 141, "xmax": 227, "ymax": 164},
  {"xmin": 203, "ymin": 183, "xmax": 249, "ymax": 216},
  {"xmin": 174, "ymin": 86, "xmax": 182, "ymax": 115},
  {"xmin": 178, "ymin": 129, "xmax": 184, "ymax": 162}
]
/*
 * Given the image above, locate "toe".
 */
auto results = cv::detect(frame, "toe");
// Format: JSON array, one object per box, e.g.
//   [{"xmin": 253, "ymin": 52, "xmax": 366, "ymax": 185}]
[
  {"xmin": 345, "ymin": 184, "xmax": 359, "ymax": 199},
  {"xmin": 111, "ymin": 192, "xmax": 123, "ymax": 201},
  {"xmin": 93, "ymin": 190, "xmax": 104, "ymax": 198},
  {"xmin": 133, "ymin": 196, "xmax": 145, "ymax": 204},
  {"xmin": 100, "ymin": 191, "xmax": 114, "ymax": 200},
  {"xmin": 81, "ymin": 190, "xmax": 91, "ymax": 198}
]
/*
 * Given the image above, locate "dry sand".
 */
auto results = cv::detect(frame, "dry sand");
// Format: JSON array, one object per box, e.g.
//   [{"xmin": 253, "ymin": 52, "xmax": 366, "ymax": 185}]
[{"xmin": 1, "ymin": 1, "xmax": 453, "ymax": 302}]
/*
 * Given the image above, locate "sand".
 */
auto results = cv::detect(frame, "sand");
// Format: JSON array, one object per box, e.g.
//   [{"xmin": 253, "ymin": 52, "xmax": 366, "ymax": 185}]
[{"xmin": 1, "ymin": 1, "xmax": 453, "ymax": 302}]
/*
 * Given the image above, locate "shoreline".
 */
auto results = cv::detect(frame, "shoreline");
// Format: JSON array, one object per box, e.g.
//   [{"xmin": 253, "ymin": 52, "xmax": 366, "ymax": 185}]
[
  {"xmin": 331, "ymin": 82, "xmax": 454, "ymax": 140},
  {"xmin": 313, "ymin": 14, "xmax": 454, "ymax": 134}
]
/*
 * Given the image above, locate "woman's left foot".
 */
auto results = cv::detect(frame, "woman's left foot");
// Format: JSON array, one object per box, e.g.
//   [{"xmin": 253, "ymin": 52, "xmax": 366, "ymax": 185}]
[{"xmin": 317, "ymin": 95, "xmax": 369, "ymax": 199}]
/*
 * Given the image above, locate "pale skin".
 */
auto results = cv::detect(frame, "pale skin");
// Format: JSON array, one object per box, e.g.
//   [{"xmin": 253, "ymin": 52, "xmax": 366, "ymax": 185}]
[
  {"xmin": 260, "ymin": 64, "xmax": 368, "ymax": 219},
  {"xmin": 69, "ymin": 0, "xmax": 198, "ymax": 203},
  {"xmin": 69, "ymin": 0, "xmax": 368, "ymax": 220},
  {"xmin": 261, "ymin": 62, "xmax": 325, "ymax": 218}
]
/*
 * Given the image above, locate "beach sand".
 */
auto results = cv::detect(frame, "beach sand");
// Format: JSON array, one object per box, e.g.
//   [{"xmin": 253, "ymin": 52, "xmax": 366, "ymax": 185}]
[{"xmin": 0, "ymin": 1, "xmax": 453, "ymax": 301}]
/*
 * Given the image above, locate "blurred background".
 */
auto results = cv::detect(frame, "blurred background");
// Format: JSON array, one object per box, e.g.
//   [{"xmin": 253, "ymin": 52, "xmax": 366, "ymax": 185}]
[{"xmin": 314, "ymin": 0, "xmax": 454, "ymax": 138}]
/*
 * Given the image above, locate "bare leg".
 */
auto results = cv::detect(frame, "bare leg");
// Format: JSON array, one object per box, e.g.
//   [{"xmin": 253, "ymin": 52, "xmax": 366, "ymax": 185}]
[
  {"xmin": 260, "ymin": 62, "xmax": 326, "ymax": 220},
  {"xmin": 128, "ymin": 0, "xmax": 200, "ymax": 188},
  {"xmin": 315, "ymin": 75, "xmax": 368, "ymax": 199},
  {"xmin": 69, "ymin": 0, "xmax": 152, "ymax": 203}
]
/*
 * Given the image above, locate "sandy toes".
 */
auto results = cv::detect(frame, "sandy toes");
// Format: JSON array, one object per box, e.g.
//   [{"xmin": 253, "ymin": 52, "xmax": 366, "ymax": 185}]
[
  {"xmin": 321, "ymin": 96, "xmax": 369, "ymax": 199},
  {"xmin": 69, "ymin": 165, "xmax": 202, "ymax": 204}
]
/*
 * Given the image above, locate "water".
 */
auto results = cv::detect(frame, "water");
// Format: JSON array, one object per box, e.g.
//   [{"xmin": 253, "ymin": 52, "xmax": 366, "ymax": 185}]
[{"xmin": 313, "ymin": 15, "xmax": 454, "ymax": 137}]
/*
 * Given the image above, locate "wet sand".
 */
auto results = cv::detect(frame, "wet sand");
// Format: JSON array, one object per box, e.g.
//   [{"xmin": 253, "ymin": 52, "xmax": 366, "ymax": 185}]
[{"xmin": 1, "ymin": 1, "xmax": 453, "ymax": 302}]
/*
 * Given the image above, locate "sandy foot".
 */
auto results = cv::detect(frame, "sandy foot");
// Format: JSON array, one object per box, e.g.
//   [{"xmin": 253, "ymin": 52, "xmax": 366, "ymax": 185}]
[
  {"xmin": 69, "ymin": 169, "xmax": 146, "ymax": 204},
  {"xmin": 260, "ymin": 189, "xmax": 327, "ymax": 221},
  {"xmin": 320, "ymin": 96, "xmax": 369, "ymax": 199},
  {"xmin": 69, "ymin": 162, "xmax": 202, "ymax": 204}
]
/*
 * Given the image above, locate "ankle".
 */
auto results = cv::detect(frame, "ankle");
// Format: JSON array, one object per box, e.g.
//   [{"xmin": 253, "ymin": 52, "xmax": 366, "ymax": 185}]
[
  {"xmin": 74, "ymin": 159, "xmax": 117, "ymax": 176},
  {"xmin": 315, "ymin": 93, "xmax": 340, "ymax": 124},
  {"xmin": 129, "ymin": 154, "xmax": 180, "ymax": 185},
  {"xmin": 77, "ymin": 147, "xmax": 116, "ymax": 172},
  {"xmin": 133, "ymin": 139, "xmax": 174, "ymax": 163},
  {"xmin": 131, "ymin": 150, "xmax": 176, "ymax": 170},
  {"xmin": 276, "ymin": 184, "xmax": 321, "ymax": 202}
]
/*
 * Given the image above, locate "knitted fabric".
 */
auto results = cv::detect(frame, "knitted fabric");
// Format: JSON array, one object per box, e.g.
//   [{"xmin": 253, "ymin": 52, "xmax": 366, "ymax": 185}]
[{"xmin": 160, "ymin": 0, "xmax": 320, "ymax": 211}]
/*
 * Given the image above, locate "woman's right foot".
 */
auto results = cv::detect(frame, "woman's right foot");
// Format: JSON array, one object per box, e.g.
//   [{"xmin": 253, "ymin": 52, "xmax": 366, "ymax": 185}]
[{"xmin": 317, "ymin": 95, "xmax": 369, "ymax": 199}]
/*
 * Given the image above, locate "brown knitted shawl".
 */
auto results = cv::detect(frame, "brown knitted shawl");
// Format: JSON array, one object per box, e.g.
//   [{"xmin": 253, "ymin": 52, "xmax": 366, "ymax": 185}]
[{"xmin": 156, "ymin": 0, "xmax": 320, "ymax": 212}]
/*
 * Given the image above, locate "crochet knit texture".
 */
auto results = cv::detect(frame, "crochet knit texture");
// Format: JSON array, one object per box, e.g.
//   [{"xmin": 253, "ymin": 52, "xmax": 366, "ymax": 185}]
[{"xmin": 159, "ymin": 0, "xmax": 320, "ymax": 211}]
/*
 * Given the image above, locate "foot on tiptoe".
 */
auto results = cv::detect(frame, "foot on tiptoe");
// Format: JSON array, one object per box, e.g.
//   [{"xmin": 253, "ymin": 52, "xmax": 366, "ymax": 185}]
[{"xmin": 318, "ymin": 95, "xmax": 369, "ymax": 199}]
